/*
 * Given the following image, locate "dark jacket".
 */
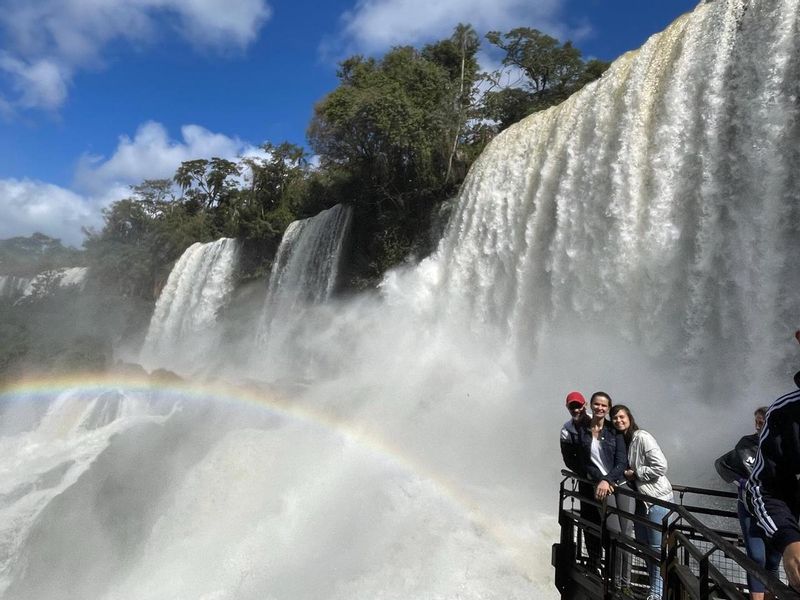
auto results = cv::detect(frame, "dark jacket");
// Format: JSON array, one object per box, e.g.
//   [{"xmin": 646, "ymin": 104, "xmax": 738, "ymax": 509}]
[
  {"xmin": 745, "ymin": 388, "xmax": 800, "ymax": 552},
  {"xmin": 561, "ymin": 418, "xmax": 627, "ymax": 484}
]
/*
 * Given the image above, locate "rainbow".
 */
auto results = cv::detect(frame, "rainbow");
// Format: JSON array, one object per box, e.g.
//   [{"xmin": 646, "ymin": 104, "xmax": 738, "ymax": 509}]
[{"xmin": 0, "ymin": 370, "xmax": 549, "ymax": 581}]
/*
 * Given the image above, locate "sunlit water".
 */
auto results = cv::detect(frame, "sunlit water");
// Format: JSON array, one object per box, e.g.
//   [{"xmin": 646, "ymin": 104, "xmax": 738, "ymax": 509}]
[{"xmin": 2, "ymin": 0, "xmax": 800, "ymax": 597}]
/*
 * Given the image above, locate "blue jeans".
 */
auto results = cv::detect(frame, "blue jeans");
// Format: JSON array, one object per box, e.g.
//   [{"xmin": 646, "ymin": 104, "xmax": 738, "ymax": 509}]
[
  {"xmin": 738, "ymin": 500, "xmax": 781, "ymax": 593},
  {"xmin": 634, "ymin": 501, "xmax": 669, "ymax": 599}
]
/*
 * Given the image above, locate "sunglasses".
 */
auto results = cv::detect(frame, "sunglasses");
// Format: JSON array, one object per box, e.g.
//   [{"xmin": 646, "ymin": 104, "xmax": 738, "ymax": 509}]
[{"xmin": 567, "ymin": 403, "xmax": 584, "ymax": 411}]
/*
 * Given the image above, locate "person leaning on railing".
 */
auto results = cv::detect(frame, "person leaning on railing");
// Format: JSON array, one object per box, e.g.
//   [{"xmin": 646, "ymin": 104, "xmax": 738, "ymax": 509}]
[
  {"xmin": 610, "ymin": 404, "xmax": 673, "ymax": 600},
  {"xmin": 560, "ymin": 391, "xmax": 601, "ymax": 568},
  {"xmin": 559, "ymin": 391, "xmax": 627, "ymax": 572},
  {"xmin": 745, "ymin": 331, "xmax": 800, "ymax": 592}
]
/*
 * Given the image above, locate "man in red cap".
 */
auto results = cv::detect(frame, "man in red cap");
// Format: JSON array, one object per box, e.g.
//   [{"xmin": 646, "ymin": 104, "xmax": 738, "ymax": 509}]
[
  {"xmin": 560, "ymin": 391, "xmax": 602, "ymax": 569},
  {"xmin": 561, "ymin": 391, "xmax": 589, "ymax": 473}
]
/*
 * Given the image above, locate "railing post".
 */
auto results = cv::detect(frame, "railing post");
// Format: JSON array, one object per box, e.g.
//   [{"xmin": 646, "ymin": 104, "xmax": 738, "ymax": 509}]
[
  {"xmin": 698, "ymin": 548, "xmax": 713, "ymax": 599},
  {"xmin": 664, "ymin": 522, "xmax": 679, "ymax": 600},
  {"xmin": 553, "ymin": 476, "xmax": 577, "ymax": 596}
]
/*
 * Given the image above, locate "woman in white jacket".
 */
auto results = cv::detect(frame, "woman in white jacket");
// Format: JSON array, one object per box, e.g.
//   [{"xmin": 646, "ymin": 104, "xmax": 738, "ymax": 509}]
[{"xmin": 611, "ymin": 404, "xmax": 674, "ymax": 600}]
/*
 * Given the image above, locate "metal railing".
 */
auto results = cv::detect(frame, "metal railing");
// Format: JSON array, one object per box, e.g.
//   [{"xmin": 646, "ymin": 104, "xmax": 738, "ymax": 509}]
[{"xmin": 553, "ymin": 470, "xmax": 799, "ymax": 600}]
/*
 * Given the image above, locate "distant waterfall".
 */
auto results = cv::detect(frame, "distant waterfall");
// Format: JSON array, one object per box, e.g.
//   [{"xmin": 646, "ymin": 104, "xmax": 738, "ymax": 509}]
[
  {"xmin": 140, "ymin": 238, "xmax": 239, "ymax": 374},
  {"xmin": 401, "ymin": 0, "xmax": 800, "ymax": 390},
  {"xmin": 254, "ymin": 204, "xmax": 352, "ymax": 375},
  {"xmin": 7, "ymin": 267, "xmax": 88, "ymax": 304},
  {"xmin": 266, "ymin": 204, "xmax": 352, "ymax": 309},
  {"xmin": 0, "ymin": 276, "xmax": 30, "ymax": 300}
]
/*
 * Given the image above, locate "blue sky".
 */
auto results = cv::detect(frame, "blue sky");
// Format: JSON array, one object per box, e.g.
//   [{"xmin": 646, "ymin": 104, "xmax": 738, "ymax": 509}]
[{"xmin": 0, "ymin": 0, "xmax": 699, "ymax": 247}]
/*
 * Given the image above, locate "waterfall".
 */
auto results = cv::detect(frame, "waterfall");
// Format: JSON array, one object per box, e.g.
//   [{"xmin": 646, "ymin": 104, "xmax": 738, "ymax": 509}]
[
  {"xmin": 403, "ymin": 0, "xmax": 800, "ymax": 393},
  {"xmin": 3, "ymin": 1, "xmax": 800, "ymax": 599},
  {"xmin": 11, "ymin": 267, "xmax": 88, "ymax": 304},
  {"xmin": 0, "ymin": 387, "xmax": 172, "ymax": 599},
  {"xmin": 139, "ymin": 238, "xmax": 239, "ymax": 374},
  {"xmin": 254, "ymin": 204, "xmax": 352, "ymax": 377},
  {"xmin": 265, "ymin": 203, "xmax": 352, "ymax": 308},
  {"xmin": 0, "ymin": 276, "xmax": 30, "ymax": 301}
]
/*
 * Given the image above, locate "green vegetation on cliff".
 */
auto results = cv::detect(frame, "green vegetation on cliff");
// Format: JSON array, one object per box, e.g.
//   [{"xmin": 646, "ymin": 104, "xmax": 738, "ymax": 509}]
[{"xmin": 0, "ymin": 25, "xmax": 607, "ymax": 379}]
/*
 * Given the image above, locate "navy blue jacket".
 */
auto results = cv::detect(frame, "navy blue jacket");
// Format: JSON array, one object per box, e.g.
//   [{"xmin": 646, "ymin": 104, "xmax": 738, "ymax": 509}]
[
  {"xmin": 745, "ymin": 388, "xmax": 800, "ymax": 552},
  {"xmin": 562, "ymin": 419, "xmax": 627, "ymax": 484}
]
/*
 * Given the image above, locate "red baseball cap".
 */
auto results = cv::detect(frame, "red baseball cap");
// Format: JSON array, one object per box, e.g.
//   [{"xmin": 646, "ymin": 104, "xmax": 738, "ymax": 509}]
[{"xmin": 565, "ymin": 391, "xmax": 586, "ymax": 407}]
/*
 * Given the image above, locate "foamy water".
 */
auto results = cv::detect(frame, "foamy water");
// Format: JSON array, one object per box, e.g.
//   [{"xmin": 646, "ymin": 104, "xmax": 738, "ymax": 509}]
[{"xmin": 2, "ymin": 0, "xmax": 799, "ymax": 597}]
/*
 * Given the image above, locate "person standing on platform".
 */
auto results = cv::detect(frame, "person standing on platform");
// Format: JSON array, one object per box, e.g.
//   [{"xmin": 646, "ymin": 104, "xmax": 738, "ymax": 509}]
[
  {"xmin": 560, "ymin": 392, "xmax": 600, "ymax": 568},
  {"xmin": 560, "ymin": 391, "xmax": 627, "ymax": 573},
  {"xmin": 610, "ymin": 404, "xmax": 673, "ymax": 600},
  {"xmin": 716, "ymin": 407, "xmax": 781, "ymax": 600},
  {"xmin": 746, "ymin": 395, "xmax": 800, "ymax": 590},
  {"xmin": 745, "ymin": 330, "xmax": 800, "ymax": 592}
]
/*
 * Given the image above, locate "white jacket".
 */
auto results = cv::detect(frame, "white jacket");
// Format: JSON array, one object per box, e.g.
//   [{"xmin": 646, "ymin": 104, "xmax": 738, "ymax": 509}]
[{"xmin": 629, "ymin": 430, "xmax": 673, "ymax": 506}]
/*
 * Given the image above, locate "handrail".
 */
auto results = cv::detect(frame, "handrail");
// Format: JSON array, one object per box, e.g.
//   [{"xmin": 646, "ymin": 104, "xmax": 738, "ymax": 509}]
[
  {"xmin": 666, "ymin": 500, "xmax": 799, "ymax": 599},
  {"xmin": 555, "ymin": 470, "xmax": 800, "ymax": 600},
  {"xmin": 672, "ymin": 483, "xmax": 737, "ymax": 500}
]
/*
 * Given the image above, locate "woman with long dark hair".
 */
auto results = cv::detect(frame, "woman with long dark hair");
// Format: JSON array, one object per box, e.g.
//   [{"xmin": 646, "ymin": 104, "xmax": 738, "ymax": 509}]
[{"xmin": 611, "ymin": 404, "xmax": 673, "ymax": 600}]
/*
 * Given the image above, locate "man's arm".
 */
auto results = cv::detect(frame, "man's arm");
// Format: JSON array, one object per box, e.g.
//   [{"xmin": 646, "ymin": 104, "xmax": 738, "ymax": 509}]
[
  {"xmin": 745, "ymin": 391, "xmax": 800, "ymax": 553},
  {"xmin": 560, "ymin": 427, "xmax": 582, "ymax": 474}
]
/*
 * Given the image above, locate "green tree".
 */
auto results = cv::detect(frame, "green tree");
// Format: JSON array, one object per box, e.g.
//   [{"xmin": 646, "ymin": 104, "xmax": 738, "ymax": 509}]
[
  {"xmin": 174, "ymin": 158, "xmax": 240, "ymax": 209},
  {"xmin": 129, "ymin": 179, "xmax": 175, "ymax": 216},
  {"xmin": 0, "ymin": 232, "xmax": 83, "ymax": 275},
  {"xmin": 83, "ymin": 198, "xmax": 158, "ymax": 298},
  {"xmin": 83, "ymin": 177, "xmax": 216, "ymax": 300},
  {"xmin": 242, "ymin": 142, "xmax": 308, "ymax": 213},
  {"xmin": 308, "ymin": 46, "xmax": 453, "ymax": 208},
  {"xmin": 483, "ymin": 28, "xmax": 609, "ymax": 130},
  {"xmin": 422, "ymin": 23, "xmax": 481, "ymax": 183},
  {"xmin": 233, "ymin": 141, "xmax": 310, "ymax": 242}
]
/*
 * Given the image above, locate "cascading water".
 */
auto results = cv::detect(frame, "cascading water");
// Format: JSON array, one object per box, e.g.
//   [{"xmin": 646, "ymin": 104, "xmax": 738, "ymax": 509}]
[
  {"xmin": 2, "ymin": 1, "xmax": 799, "ymax": 598},
  {"xmin": 0, "ymin": 386, "xmax": 173, "ymax": 599},
  {"xmin": 264, "ymin": 203, "xmax": 352, "ymax": 311},
  {"xmin": 253, "ymin": 203, "xmax": 352, "ymax": 378},
  {"xmin": 398, "ymin": 0, "xmax": 800, "ymax": 395},
  {"xmin": 10, "ymin": 267, "xmax": 88, "ymax": 304},
  {"xmin": 139, "ymin": 238, "xmax": 239, "ymax": 375},
  {"xmin": 0, "ymin": 276, "xmax": 29, "ymax": 301}
]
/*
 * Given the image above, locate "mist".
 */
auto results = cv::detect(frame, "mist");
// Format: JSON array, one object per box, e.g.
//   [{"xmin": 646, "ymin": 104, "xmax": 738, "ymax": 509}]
[{"xmin": 2, "ymin": 0, "xmax": 800, "ymax": 598}]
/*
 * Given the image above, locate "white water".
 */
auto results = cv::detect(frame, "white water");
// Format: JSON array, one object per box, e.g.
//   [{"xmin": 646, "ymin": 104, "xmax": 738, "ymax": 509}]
[
  {"xmin": 12, "ymin": 267, "xmax": 88, "ymax": 304},
  {"xmin": 0, "ymin": 276, "xmax": 30, "ymax": 301},
  {"xmin": 263, "ymin": 203, "xmax": 352, "ymax": 313},
  {"xmin": 2, "ymin": 0, "xmax": 800, "ymax": 598},
  {"xmin": 0, "ymin": 388, "xmax": 172, "ymax": 599},
  {"xmin": 254, "ymin": 203, "xmax": 353, "ymax": 378},
  {"xmin": 139, "ymin": 238, "xmax": 239, "ymax": 374}
]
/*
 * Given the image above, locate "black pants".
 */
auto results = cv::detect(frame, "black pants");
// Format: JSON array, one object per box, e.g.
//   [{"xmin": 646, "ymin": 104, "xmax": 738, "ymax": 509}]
[{"xmin": 579, "ymin": 481, "xmax": 602, "ymax": 567}]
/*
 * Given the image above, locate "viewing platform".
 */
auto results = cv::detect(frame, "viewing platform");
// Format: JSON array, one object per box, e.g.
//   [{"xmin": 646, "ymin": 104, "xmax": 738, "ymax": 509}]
[{"xmin": 552, "ymin": 471, "xmax": 800, "ymax": 600}]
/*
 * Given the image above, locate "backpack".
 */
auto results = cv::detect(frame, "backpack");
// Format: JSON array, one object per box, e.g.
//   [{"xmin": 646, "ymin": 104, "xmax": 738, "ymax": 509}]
[{"xmin": 714, "ymin": 434, "xmax": 758, "ymax": 483}]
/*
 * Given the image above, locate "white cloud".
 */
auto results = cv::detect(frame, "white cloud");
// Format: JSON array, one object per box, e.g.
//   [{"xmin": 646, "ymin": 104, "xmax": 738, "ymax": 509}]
[
  {"xmin": 0, "ymin": 0, "xmax": 272, "ymax": 113},
  {"xmin": 0, "ymin": 178, "xmax": 100, "ymax": 247},
  {"xmin": 174, "ymin": 0, "xmax": 272, "ymax": 48},
  {"xmin": 0, "ymin": 121, "xmax": 261, "ymax": 247},
  {"xmin": 75, "ymin": 121, "xmax": 257, "ymax": 195},
  {"xmin": 333, "ymin": 0, "xmax": 573, "ymax": 55},
  {"xmin": 0, "ymin": 54, "xmax": 70, "ymax": 110}
]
